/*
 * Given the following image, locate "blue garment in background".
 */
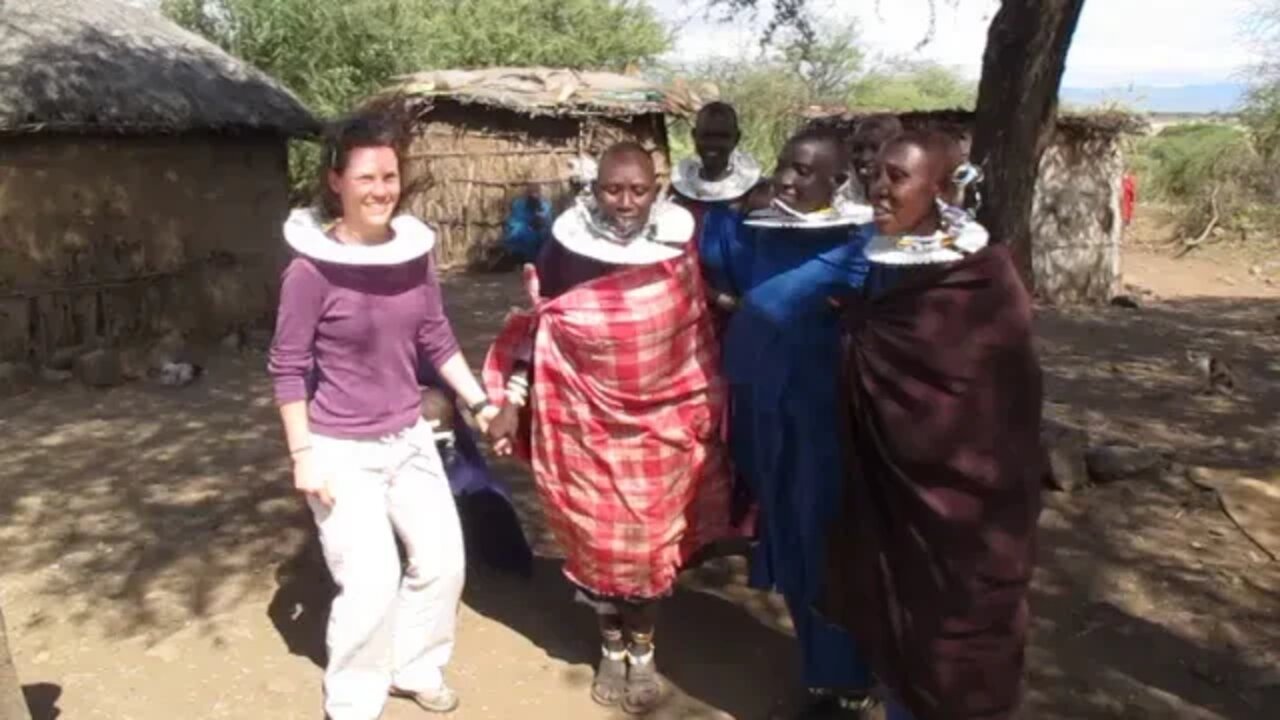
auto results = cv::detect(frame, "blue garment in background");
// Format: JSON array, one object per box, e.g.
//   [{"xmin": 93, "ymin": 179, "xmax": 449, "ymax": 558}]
[
  {"xmin": 418, "ymin": 363, "xmax": 534, "ymax": 578},
  {"xmin": 723, "ymin": 223, "xmax": 874, "ymax": 692},
  {"xmin": 693, "ymin": 203, "xmax": 758, "ymax": 525},
  {"xmin": 697, "ymin": 203, "xmax": 755, "ymax": 297},
  {"xmin": 502, "ymin": 195, "xmax": 553, "ymax": 263}
]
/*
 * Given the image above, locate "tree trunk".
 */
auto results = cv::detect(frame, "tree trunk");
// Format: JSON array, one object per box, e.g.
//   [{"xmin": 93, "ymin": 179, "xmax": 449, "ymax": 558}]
[
  {"xmin": 971, "ymin": 0, "xmax": 1088, "ymax": 290},
  {"xmin": 0, "ymin": 608, "xmax": 30, "ymax": 720}
]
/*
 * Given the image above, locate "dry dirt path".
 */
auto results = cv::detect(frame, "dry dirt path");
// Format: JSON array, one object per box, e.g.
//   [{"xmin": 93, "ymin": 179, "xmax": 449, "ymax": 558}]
[{"xmin": 1, "ymin": 255, "xmax": 1277, "ymax": 720}]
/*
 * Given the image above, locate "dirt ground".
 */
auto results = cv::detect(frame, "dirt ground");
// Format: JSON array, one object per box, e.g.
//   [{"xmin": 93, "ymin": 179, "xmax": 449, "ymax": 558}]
[{"xmin": 2, "ymin": 212, "xmax": 1278, "ymax": 719}]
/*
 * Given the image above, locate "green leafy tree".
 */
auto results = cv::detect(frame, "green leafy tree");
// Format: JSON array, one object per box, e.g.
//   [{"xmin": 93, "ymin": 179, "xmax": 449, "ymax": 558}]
[
  {"xmin": 1243, "ymin": 2, "xmax": 1280, "ymax": 162},
  {"xmin": 850, "ymin": 59, "xmax": 976, "ymax": 110},
  {"xmin": 777, "ymin": 22, "xmax": 866, "ymax": 101},
  {"xmin": 162, "ymin": 0, "xmax": 669, "ymax": 196},
  {"xmin": 662, "ymin": 21, "xmax": 973, "ymax": 168},
  {"xmin": 165, "ymin": 0, "xmax": 667, "ymax": 115}
]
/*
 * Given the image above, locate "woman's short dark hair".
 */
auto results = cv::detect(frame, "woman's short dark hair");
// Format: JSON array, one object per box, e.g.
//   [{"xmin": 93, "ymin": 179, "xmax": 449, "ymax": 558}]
[
  {"xmin": 885, "ymin": 129, "xmax": 965, "ymax": 180},
  {"xmin": 883, "ymin": 128, "xmax": 982, "ymax": 210},
  {"xmin": 315, "ymin": 111, "xmax": 406, "ymax": 221},
  {"xmin": 696, "ymin": 101, "xmax": 740, "ymax": 134},
  {"xmin": 785, "ymin": 127, "xmax": 852, "ymax": 177}
]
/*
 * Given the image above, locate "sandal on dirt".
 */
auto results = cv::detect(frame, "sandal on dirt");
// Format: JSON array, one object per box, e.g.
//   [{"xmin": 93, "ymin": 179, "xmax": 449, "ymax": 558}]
[
  {"xmin": 391, "ymin": 684, "xmax": 460, "ymax": 714},
  {"xmin": 591, "ymin": 645, "xmax": 629, "ymax": 707},
  {"xmin": 622, "ymin": 648, "xmax": 665, "ymax": 715},
  {"xmin": 795, "ymin": 689, "xmax": 877, "ymax": 719}
]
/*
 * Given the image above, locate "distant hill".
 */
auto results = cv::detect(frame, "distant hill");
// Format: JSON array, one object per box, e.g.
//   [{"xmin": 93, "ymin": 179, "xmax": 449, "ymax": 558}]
[{"xmin": 1060, "ymin": 83, "xmax": 1247, "ymax": 114}]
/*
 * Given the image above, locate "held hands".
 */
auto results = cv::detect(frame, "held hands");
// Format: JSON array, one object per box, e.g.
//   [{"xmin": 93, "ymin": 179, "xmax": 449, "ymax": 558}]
[
  {"xmin": 472, "ymin": 402, "xmax": 501, "ymax": 435},
  {"xmin": 486, "ymin": 404, "xmax": 521, "ymax": 457}
]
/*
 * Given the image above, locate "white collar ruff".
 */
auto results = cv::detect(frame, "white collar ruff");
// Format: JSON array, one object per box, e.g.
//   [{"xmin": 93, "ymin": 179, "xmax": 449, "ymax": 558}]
[
  {"xmin": 865, "ymin": 205, "xmax": 990, "ymax": 266},
  {"xmin": 744, "ymin": 196, "xmax": 872, "ymax": 229},
  {"xmin": 672, "ymin": 150, "xmax": 762, "ymax": 202},
  {"xmin": 552, "ymin": 197, "xmax": 694, "ymax": 265},
  {"xmin": 284, "ymin": 208, "xmax": 435, "ymax": 266}
]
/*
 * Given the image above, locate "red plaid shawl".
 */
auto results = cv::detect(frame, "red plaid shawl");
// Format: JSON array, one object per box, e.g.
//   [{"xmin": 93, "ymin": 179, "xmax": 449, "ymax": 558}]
[{"xmin": 484, "ymin": 252, "xmax": 731, "ymax": 599}]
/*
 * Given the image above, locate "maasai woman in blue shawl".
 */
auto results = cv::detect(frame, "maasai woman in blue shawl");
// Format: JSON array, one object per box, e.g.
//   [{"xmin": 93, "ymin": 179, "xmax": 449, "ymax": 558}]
[
  {"xmin": 672, "ymin": 101, "xmax": 765, "ymax": 531},
  {"xmin": 723, "ymin": 128, "xmax": 878, "ymax": 719}
]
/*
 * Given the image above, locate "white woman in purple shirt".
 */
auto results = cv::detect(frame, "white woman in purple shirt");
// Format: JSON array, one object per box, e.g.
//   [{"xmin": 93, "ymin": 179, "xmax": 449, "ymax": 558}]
[{"xmin": 268, "ymin": 113, "xmax": 499, "ymax": 720}]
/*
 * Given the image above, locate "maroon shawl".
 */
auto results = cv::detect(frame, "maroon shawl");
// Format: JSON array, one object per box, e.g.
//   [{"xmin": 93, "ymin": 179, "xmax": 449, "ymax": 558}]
[{"xmin": 823, "ymin": 245, "xmax": 1045, "ymax": 720}]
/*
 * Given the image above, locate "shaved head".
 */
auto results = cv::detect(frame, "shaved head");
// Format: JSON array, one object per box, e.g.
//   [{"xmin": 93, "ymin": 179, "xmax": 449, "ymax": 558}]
[
  {"xmin": 883, "ymin": 130, "xmax": 964, "ymax": 186},
  {"xmin": 598, "ymin": 141, "xmax": 655, "ymax": 179},
  {"xmin": 594, "ymin": 141, "xmax": 659, "ymax": 235}
]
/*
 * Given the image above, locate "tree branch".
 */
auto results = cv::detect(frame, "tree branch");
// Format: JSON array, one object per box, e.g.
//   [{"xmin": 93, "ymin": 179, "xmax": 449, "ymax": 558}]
[{"xmin": 1175, "ymin": 185, "xmax": 1222, "ymax": 258}]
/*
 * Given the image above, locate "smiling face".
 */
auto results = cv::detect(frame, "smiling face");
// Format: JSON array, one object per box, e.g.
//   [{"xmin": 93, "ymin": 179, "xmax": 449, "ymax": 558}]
[
  {"xmin": 594, "ymin": 148, "xmax": 658, "ymax": 235},
  {"xmin": 692, "ymin": 111, "xmax": 740, "ymax": 180},
  {"xmin": 869, "ymin": 139, "xmax": 948, "ymax": 236},
  {"xmin": 328, "ymin": 145, "xmax": 400, "ymax": 233},
  {"xmin": 772, "ymin": 136, "xmax": 846, "ymax": 214},
  {"xmin": 851, "ymin": 120, "xmax": 902, "ymax": 197}
]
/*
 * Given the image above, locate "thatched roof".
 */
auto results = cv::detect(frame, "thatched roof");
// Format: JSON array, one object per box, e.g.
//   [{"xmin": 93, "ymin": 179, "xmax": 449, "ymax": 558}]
[
  {"xmin": 804, "ymin": 107, "xmax": 1149, "ymax": 142},
  {"xmin": 0, "ymin": 0, "xmax": 319, "ymax": 136},
  {"xmin": 383, "ymin": 67, "xmax": 675, "ymax": 119}
]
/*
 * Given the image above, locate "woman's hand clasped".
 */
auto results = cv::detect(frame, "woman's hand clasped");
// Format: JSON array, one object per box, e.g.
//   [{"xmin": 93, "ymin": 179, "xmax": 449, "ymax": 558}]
[
  {"xmin": 486, "ymin": 404, "xmax": 521, "ymax": 457},
  {"xmin": 472, "ymin": 402, "xmax": 501, "ymax": 435}
]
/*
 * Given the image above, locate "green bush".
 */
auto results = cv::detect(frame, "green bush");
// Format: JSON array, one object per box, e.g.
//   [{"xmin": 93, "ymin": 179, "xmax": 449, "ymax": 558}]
[
  {"xmin": 1135, "ymin": 124, "xmax": 1255, "ymax": 198},
  {"xmin": 1133, "ymin": 123, "xmax": 1263, "ymax": 238},
  {"xmin": 661, "ymin": 32, "xmax": 974, "ymax": 174}
]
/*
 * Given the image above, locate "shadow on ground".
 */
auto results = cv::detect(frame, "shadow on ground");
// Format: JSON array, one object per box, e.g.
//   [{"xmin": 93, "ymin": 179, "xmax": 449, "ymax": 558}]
[
  {"xmin": 1037, "ymin": 297, "xmax": 1280, "ymax": 469},
  {"xmin": 22, "ymin": 682, "xmax": 61, "ymax": 720},
  {"xmin": 2, "ymin": 270, "xmax": 1278, "ymax": 719},
  {"xmin": 266, "ymin": 524, "xmax": 800, "ymax": 719}
]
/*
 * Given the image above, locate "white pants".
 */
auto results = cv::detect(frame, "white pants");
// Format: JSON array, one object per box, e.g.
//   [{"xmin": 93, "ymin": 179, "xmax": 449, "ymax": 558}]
[{"xmin": 308, "ymin": 420, "xmax": 466, "ymax": 720}]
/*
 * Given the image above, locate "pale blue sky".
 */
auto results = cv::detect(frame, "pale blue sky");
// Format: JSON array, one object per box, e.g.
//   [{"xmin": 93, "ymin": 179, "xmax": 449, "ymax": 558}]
[{"xmin": 652, "ymin": 0, "xmax": 1256, "ymax": 88}]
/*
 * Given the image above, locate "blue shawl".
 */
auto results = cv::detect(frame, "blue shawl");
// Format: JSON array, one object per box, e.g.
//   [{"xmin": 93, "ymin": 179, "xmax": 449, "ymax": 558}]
[
  {"xmin": 724, "ymin": 223, "xmax": 872, "ymax": 598},
  {"xmin": 697, "ymin": 203, "xmax": 755, "ymax": 296}
]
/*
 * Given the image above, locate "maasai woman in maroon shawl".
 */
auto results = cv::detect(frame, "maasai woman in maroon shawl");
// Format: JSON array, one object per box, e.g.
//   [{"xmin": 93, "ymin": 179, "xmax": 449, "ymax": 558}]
[{"xmin": 823, "ymin": 130, "xmax": 1046, "ymax": 720}]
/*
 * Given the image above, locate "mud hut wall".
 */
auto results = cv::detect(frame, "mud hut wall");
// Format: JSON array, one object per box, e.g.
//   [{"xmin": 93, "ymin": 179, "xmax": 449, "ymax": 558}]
[
  {"xmin": 1031, "ymin": 137, "xmax": 1124, "ymax": 304},
  {"xmin": 0, "ymin": 135, "xmax": 289, "ymax": 362},
  {"xmin": 401, "ymin": 102, "xmax": 670, "ymax": 267}
]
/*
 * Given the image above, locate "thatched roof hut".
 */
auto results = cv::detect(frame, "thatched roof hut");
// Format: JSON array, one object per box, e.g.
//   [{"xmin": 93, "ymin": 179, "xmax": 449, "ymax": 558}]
[
  {"xmin": 0, "ymin": 0, "xmax": 318, "ymax": 365},
  {"xmin": 805, "ymin": 108, "xmax": 1147, "ymax": 305},
  {"xmin": 377, "ymin": 68, "xmax": 680, "ymax": 267}
]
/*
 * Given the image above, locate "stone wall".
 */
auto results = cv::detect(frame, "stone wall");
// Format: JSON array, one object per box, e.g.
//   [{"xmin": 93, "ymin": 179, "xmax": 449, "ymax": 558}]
[
  {"xmin": 0, "ymin": 134, "xmax": 289, "ymax": 362},
  {"xmin": 1031, "ymin": 137, "xmax": 1124, "ymax": 304}
]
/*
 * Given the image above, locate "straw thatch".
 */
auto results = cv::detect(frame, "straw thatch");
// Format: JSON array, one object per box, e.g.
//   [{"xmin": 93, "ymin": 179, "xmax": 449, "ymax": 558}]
[
  {"xmin": 805, "ymin": 107, "xmax": 1146, "ymax": 305},
  {"xmin": 380, "ymin": 68, "xmax": 675, "ymax": 267},
  {"xmin": 384, "ymin": 67, "xmax": 678, "ymax": 118},
  {"xmin": 804, "ymin": 107, "xmax": 1148, "ymax": 142},
  {"xmin": 0, "ymin": 0, "xmax": 318, "ymax": 136}
]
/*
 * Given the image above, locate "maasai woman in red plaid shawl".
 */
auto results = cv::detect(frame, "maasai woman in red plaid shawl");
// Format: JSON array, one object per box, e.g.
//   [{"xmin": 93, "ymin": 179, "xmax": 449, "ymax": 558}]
[{"xmin": 485, "ymin": 143, "xmax": 731, "ymax": 715}]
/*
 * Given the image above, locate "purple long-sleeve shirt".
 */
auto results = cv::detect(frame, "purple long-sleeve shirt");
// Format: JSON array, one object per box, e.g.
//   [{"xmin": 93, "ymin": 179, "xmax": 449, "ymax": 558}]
[{"xmin": 268, "ymin": 256, "xmax": 461, "ymax": 439}]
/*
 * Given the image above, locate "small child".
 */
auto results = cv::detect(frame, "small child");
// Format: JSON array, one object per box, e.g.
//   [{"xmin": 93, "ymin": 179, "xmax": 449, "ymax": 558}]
[{"xmin": 421, "ymin": 387, "xmax": 457, "ymax": 466}]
